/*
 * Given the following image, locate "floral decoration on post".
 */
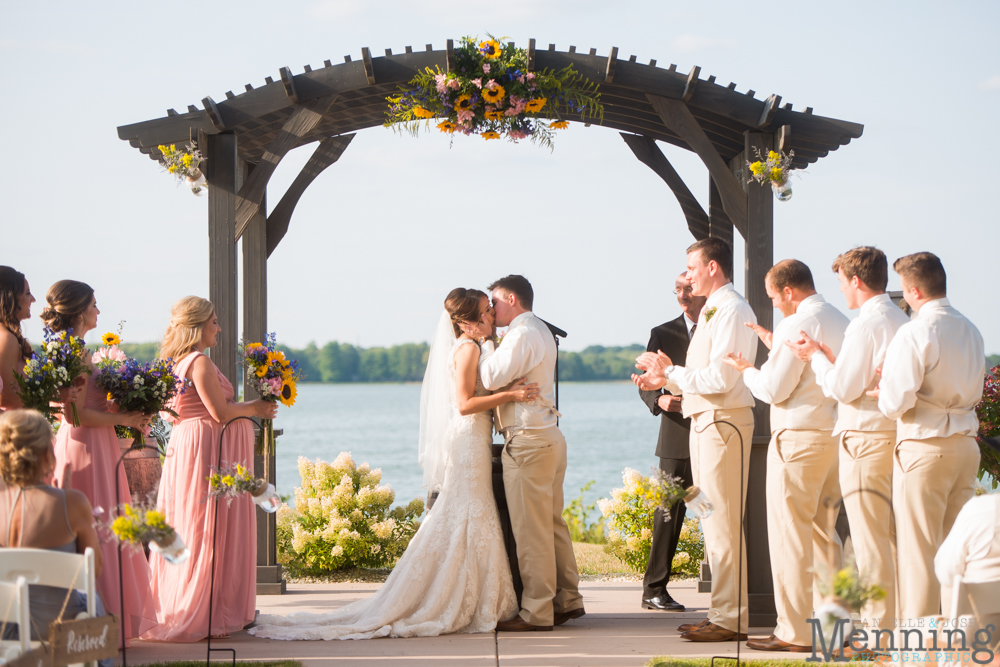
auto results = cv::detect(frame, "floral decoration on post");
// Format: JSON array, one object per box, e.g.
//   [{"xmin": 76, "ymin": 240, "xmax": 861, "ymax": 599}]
[
  {"xmin": 15, "ymin": 327, "xmax": 91, "ymax": 426},
  {"xmin": 109, "ymin": 502, "xmax": 189, "ymax": 565},
  {"xmin": 384, "ymin": 35, "xmax": 603, "ymax": 149},
  {"xmin": 239, "ymin": 333, "xmax": 303, "ymax": 456},
  {"xmin": 975, "ymin": 364, "xmax": 1000, "ymax": 489},
  {"xmin": 157, "ymin": 142, "xmax": 206, "ymax": 196},
  {"xmin": 747, "ymin": 147, "xmax": 796, "ymax": 201},
  {"xmin": 815, "ymin": 557, "xmax": 887, "ymax": 649},
  {"xmin": 208, "ymin": 463, "xmax": 281, "ymax": 513}
]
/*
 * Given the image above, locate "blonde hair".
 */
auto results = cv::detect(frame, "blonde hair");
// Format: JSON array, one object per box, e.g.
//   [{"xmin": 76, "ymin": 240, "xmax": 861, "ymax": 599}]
[
  {"xmin": 0, "ymin": 410, "xmax": 54, "ymax": 486},
  {"xmin": 159, "ymin": 296, "xmax": 214, "ymax": 361}
]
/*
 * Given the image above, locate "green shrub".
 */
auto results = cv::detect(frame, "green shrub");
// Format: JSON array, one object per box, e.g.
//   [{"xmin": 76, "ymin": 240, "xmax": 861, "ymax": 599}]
[
  {"xmin": 562, "ymin": 481, "xmax": 606, "ymax": 544},
  {"xmin": 277, "ymin": 453, "xmax": 424, "ymax": 576}
]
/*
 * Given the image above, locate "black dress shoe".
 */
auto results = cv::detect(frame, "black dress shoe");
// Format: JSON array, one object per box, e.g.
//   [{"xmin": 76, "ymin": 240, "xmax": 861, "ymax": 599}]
[{"xmin": 641, "ymin": 593, "xmax": 685, "ymax": 612}]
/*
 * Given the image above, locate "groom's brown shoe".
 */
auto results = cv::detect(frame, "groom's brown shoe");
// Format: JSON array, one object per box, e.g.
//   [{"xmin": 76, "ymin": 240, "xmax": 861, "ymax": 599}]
[
  {"xmin": 554, "ymin": 607, "xmax": 586, "ymax": 626},
  {"xmin": 496, "ymin": 617, "xmax": 553, "ymax": 632},
  {"xmin": 677, "ymin": 618, "xmax": 710, "ymax": 633},
  {"xmin": 680, "ymin": 622, "xmax": 748, "ymax": 642}
]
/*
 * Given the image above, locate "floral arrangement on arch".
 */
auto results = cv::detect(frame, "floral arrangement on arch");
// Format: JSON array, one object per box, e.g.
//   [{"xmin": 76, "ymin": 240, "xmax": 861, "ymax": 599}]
[
  {"xmin": 239, "ymin": 334, "xmax": 303, "ymax": 456},
  {"xmin": 975, "ymin": 363, "xmax": 1000, "ymax": 489},
  {"xmin": 747, "ymin": 147, "xmax": 796, "ymax": 201},
  {"xmin": 14, "ymin": 327, "xmax": 91, "ymax": 426},
  {"xmin": 157, "ymin": 142, "xmax": 206, "ymax": 196},
  {"xmin": 384, "ymin": 35, "xmax": 603, "ymax": 149}
]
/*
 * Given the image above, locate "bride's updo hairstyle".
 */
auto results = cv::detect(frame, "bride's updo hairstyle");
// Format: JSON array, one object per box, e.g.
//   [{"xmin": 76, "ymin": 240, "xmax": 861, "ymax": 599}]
[
  {"xmin": 159, "ymin": 296, "xmax": 215, "ymax": 361},
  {"xmin": 0, "ymin": 410, "xmax": 54, "ymax": 486},
  {"xmin": 444, "ymin": 288, "xmax": 488, "ymax": 337},
  {"xmin": 40, "ymin": 280, "xmax": 94, "ymax": 333}
]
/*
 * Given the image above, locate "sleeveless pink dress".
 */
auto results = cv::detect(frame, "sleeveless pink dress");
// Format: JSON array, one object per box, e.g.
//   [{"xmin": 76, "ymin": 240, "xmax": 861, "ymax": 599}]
[
  {"xmin": 53, "ymin": 370, "xmax": 159, "ymax": 645},
  {"xmin": 143, "ymin": 352, "xmax": 256, "ymax": 642}
]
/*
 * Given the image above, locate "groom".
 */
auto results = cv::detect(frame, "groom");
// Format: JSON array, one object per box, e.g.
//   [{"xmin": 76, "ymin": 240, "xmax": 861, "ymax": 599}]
[{"xmin": 478, "ymin": 274, "xmax": 584, "ymax": 631}]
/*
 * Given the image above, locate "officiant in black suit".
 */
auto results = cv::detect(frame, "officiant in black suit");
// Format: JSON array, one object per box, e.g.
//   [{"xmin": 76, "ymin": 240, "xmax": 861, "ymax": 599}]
[{"xmin": 638, "ymin": 272, "xmax": 706, "ymax": 612}]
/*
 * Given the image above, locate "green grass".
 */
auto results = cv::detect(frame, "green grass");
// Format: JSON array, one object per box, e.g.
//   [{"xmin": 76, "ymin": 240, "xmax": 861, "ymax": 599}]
[
  {"xmin": 648, "ymin": 660, "xmax": 821, "ymax": 667},
  {"xmin": 573, "ymin": 541, "xmax": 637, "ymax": 577}
]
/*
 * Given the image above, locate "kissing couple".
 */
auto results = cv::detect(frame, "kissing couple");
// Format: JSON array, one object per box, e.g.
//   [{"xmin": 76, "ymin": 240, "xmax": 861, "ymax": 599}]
[{"xmin": 249, "ymin": 274, "xmax": 584, "ymax": 641}]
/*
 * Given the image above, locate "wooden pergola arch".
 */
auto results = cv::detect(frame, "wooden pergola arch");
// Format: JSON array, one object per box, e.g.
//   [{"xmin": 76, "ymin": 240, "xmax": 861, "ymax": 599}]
[{"xmin": 118, "ymin": 39, "xmax": 863, "ymax": 617}]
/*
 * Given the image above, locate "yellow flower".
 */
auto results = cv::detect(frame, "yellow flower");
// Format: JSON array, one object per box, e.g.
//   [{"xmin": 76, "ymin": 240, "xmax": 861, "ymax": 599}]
[
  {"xmin": 236, "ymin": 464, "xmax": 246, "ymax": 477},
  {"xmin": 550, "ymin": 120, "xmax": 569, "ymax": 130},
  {"xmin": 768, "ymin": 150, "xmax": 781, "ymax": 161},
  {"xmin": 524, "ymin": 97, "xmax": 547, "ymax": 113},
  {"xmin": 281, "ymin": 365, "xmax": 294, "ymax": 379},
  {"xmin": 107, "ymin": 393, "xmax": 113, "ymax": 402},
  {"xmin": 453, "ymin": 94, "xmax": 474, "ymax": 113},
  {"xmin": 181, "ymin": 154, "xmax": 193, "ymax": 167},
  {"xmin": 750, "ymin": 161, "xmax": 765, "ymax": 176},
  {"xmin": 770, "ymin": 167, "xmax": 784, "ymax": 182},
  {"xmin": 101, "ymin": 332, "xmax": 121, "ymax": 346},
  {"xmin": 482, "ymin": 84, "xmax": 505, "ymax": 104},
  {"xmin": 479, "ymin": 39, "xmax": 502, "ymax": 59},
  {"xmin": 279, "ymin": 379, "xmax": 297, "ymax": 407},
  {"xmin": 485, "ymin": 110, "xmax": 504, "ymax": 121},
  {"xmin": 146, "ymin": 510, "xmax": 167, "ymax": 529},
  {"xmin": 266, "ymin": 351, "xmax": 285, "ymax": 368},
  {"xmin": 412, "ymin": 107, "xmax": 436, "ymax": 119},
  {"xmin": 482, "ymin": 131, "xmax": 501, "ymax": 140},
  {"xmin": 253, "ymin": 364, "xmax": 268, "ymax": 378},
  {"xmin": 167, "ymin": 165, "xmax": 178, "ymax": 174},
  {"xmin": 437, "ymin": 120, "xmax": 457, "ymax": 133},
  {"xmin": 222, "ymin": 475, "xmax": 235, "ymax": 486}
]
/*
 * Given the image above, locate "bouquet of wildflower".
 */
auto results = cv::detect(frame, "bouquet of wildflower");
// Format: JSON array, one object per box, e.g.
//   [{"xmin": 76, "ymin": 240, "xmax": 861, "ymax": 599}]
[
  {"xmin": 746, "ymin": 147, "xmax": 796, "ymax": 201},
  {"xmin": 108, "ymin": 501, "xmax": 188, "ymax": 564},
  {"xmin": 385, "ymin": 34, "xmax": 603, "ymax": 149},
  {"xmin": 94, "ymin": 338, "xmax": 183, "ymax": 448},
  {"xmin": 239, "ymin": 333, "xmax": 303, "ymax": 456},
  {"xmin": 815, "ymin": 557, "xmax": 888, "ymax": 647},
  {"xmin": 207, "ymin": 463, "xmax": 281, "ymax": 512},
  {"xmin": 157, "ymin": 142, "xmax": 206, "ymax": 196},
  {"xmin": 15, "ymin": 327, "xmax": 91, "ymax": 426},
  {"xmin": 976, "ymin": 364, "xmax": 1000, "ymax": 490}
]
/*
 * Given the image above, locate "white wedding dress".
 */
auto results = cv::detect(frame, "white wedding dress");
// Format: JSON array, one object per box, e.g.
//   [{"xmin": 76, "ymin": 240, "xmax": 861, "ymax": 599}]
[{"xmin": 248, "ymin": 336, "xmax": 518, "ymax": 641}]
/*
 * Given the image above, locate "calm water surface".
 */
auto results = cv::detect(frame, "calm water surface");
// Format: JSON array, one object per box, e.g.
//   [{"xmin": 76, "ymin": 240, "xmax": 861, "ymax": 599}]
[{"xmin": 274, "ymin": 382, "xmax": 662, "ymax": 511}]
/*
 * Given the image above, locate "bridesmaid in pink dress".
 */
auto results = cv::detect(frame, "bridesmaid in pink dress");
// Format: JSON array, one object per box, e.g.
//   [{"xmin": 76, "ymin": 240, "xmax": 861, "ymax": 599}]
[
  {"xmin": 144, "ymin": 296, "xmax": 275, "ymax": 642},
  {"xmin": 45, "ymin": 280, "xmax": 159, "ymax": 644},
  {"xmin": 0, "ymin": 267, "xmax": 38, "ymax": 412}
]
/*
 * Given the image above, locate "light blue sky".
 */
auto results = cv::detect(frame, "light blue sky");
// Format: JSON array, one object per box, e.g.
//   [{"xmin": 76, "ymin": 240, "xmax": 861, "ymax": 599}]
[{"xmin": 2, "ymin": 1, "xmax": 998, "ymax": 353}]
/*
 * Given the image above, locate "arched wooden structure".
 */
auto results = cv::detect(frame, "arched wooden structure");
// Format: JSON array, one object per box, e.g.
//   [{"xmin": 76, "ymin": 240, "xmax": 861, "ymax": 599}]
[{"xmin": 119, "ymin": 39, "xmax": 863, "ymax": 619}]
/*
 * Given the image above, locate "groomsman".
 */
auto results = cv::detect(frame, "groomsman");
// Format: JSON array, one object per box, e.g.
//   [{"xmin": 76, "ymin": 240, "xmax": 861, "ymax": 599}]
[
  {"xmin": 633, "ymin": 238, "xmax": 757, "ymax": 643},
  {"xmin": 723, "ymin": 259, "xmax": 849, "ymax": 652},
  {"xmin": 638, "ymin": 272, "xmax": 705, "ymax": 613},
  {"xmin": 786, "ymin": 246, "xmax": 909, "ymax": 638},
  {"xmin": 875, "ymin": 252, "xmax": 985, "ymax": 622}
]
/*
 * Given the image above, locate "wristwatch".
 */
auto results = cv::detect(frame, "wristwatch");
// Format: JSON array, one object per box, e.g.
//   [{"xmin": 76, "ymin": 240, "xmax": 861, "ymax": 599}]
[{"xmin": 663, "ymin": 365, "xmax": 675, "ymax": 379}]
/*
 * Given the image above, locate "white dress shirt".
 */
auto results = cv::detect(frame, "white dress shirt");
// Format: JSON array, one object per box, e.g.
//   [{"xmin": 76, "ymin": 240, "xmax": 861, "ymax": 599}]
[
  {"xmin": 812, "ymin": 293, "xmax": 910, "ymax": 434},
  {"xmin": 878, "ymin": 298, "xmax": 985, "ymax": 441},
  {"xmin": 935, "ymin": 493, "xmax": 1000, "ymax": 584},
  {"xmin": 684, "ymin": 314, "xmax": 697, "ymax": 339},
  {"xmin": 666, "ymin": 283, "xmax": 758, "ymax": 418},
  {"xmin": 743, "ymin": 294, "xmax": 850, "ymax": 432},
  {"xmin": 479, "ymin": 312, "xmax": 558, "ymax": 430}
]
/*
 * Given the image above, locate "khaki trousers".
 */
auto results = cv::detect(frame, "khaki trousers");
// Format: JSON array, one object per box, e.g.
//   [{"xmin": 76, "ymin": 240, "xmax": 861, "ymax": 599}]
[
  {"xmin": 767, "ymin": 429, "xmax": 843, "ymax": 646},
  {"xmin": 839, "ymin": 430, "xmax": 896, "ymax": 633},
  {"xmin": 893, "ymin": 434, "xmax": 980, "ymax": 622},
  {"xmin": 502, "ymin": 426, "xmax": 582, "ymax": 626},
  {"xmin": 690, "ymin": 407, "xmax": 754, "ymax": 634}
]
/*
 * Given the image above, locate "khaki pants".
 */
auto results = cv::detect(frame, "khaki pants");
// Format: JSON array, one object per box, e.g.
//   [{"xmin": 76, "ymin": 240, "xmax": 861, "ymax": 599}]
[
  {"xmin": 840, "ymin": 430, "xmax": 896, "ymax": 633},
  {"xmin": 767, "ymin": 428, "xmax": 843, "ymax": 646},
  {"xmin": 894, "ymin": 434, "xmax": 980, "ymax": 622},
  {"xmin": 690, "ymin": 407, "xmax": 754, "ymax": 634},
  {"xmin": 502, "ymin": 426, "xmax": 582, "ymax": 626}
]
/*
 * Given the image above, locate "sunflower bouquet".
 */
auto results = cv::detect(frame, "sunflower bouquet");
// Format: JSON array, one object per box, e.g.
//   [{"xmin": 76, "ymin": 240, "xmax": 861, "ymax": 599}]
[
  {"xmin": 746, "ymin": 147, "xmax": 796, "ymax": 201},
  {"xmin": 239, "ymin": 333, "xmax": 302, "ymax": 456},
  {"xmin": 385, "ymin": 34, "xmax": 603, "ymax": 149},
  {"xmin": 207, "ymin": 463, "xmax": 281, "ymax": 512},
  {"xmin": 109, "ymin": 501, "xmax": 189, "ymax": 564},
  {"xmin": 157, "ymin": 142, "xmax": 206, "ymax": 196},
  {"xmin": 15, "ymin": 327, "xmax": 91, "ymax": 426}
]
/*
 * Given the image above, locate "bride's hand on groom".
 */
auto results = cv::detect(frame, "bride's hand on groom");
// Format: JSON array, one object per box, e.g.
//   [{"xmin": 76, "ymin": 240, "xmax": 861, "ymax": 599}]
[
  {"xmin": 458, "ymin": 319, "xmax": 493, "ymax": 341},
  {"xmin": 506, "ymin": 378, "xmax": 540, "ymax": 403}
]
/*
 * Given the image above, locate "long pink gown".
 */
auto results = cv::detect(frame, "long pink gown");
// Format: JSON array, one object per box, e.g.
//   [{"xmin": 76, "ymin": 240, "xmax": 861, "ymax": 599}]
[
  {"xmin": 143, "ymin": 351, "xmax": 256, "ymax": 642},
  {"xmin": 53, "ymin": 370, "xmax": 159, "ymax": 645}
]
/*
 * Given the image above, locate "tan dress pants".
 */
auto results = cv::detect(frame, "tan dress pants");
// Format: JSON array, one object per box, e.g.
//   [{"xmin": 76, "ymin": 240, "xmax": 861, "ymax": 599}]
[
  {"xmin": 690, "ymin": 407, "xmax": 754, "ymax": 634},
  {"xmin": 767, "ymin": 428, "xmax": 843, "ymax": 646},
  {"xmin": 839, "ymin": 430, "xmax": 896, "ymax": 633},
  {"xmin": 894, "ymin": 434, "xmax": 980, "ymax": 622},
  {"xmin": 502, "ymin": 426, "xmax": 582, "ymax": 626}
]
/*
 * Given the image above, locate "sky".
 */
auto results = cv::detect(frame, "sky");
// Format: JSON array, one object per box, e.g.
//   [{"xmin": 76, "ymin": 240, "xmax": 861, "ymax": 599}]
[{"xmin": 2, "ymin": 1, "xmax": 998, "ymax": 353}]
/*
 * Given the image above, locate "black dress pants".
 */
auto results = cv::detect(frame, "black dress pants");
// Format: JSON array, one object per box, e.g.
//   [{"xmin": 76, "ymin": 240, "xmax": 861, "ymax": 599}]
[{"xmin": 642, "ymin": 456, "xmax": 694, "ymax": 599}]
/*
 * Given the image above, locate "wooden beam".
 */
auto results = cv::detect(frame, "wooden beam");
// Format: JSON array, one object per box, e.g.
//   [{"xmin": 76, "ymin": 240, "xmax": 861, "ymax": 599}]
[
  {"xmin": 778, "ymin": 124, "xmax": 791, "ymax": 153},
  {"xmin": 708, "ymin": 176, "xmax": 734, "ymax": 249},
  {"xmin": 621, "ymin": 133, "xmax": 709, "ymax": 241},
  {"xmin": 445, "ymin": 39, "xmax": 455, "ymax": 73},
  {"xmin": 744, "ymin": 131, "xmax": 774, "ymax": 375},
  {"xmin": 279, "ymin": 67, "xmax": 300, "ymax": 104},
  {"xmin": 361, "ymin": 48, "xmax": 375, "ymax": 85},
  {"xmin": 234, "ymin": 94, "xmax": 339, "ymax": 239},
  {"xmin": 202, "ymin": 96, "xmax": 226, "ymax": 131},
  {"xmin": 605, "ymin": 46, "xmax": 618, "ymax": 83},
  {"xmin": 266, "ymin": 134, "xmax": 355, "ymax": 257},
  {"xmin": 682, "ymin": 65, "xmax": 701, "ymax": 102},
  {"xmin": 527, "ymin": 38, "xmax": 536, "ymax": 70},
  {"xmin": 757, "ymin": 94, "xmax": 781, "ymax": 129},
  {"xmin": 647, "ymin": 94, "xmax": 748, "ymax": 236}
]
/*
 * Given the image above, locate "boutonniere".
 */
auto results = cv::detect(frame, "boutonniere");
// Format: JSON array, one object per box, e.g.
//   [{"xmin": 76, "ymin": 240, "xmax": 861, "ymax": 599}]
[
  {"xmin": 704, "ymin": 307, "xmax": 717, "ymax": 322},
  {"xmin": 494, "ymin": 332, "xmax": 505, "ymax": 346}
]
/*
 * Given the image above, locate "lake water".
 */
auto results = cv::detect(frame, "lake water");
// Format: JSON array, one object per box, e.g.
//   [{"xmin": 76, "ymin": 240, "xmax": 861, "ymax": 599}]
[{"xmin": 274, "ymin": 382, "xmax": 662, "ymax": 512}]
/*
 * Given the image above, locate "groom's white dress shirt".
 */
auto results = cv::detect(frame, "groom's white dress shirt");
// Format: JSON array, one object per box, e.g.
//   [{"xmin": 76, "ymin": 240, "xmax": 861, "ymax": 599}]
[
  {"xmin": 878, "ymin": 298, "xmax": 985, "ymax": 441},
  {"xmin": 810, "ymin": 293, "xmax": 910, "ymax": 435},
  {"xmin": 480, "ymin": 312, "xmax": 558, "ymax": 431},
  {"xmin": 742, "ymin": 294, "xmax": 849, "ymax": 431}
]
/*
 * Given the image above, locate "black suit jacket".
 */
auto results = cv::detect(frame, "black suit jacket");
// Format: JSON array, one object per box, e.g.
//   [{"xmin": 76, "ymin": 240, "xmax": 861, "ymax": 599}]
[{"xmin": 638, "ymin": 315, "xmax": 693, "ymax": 459}]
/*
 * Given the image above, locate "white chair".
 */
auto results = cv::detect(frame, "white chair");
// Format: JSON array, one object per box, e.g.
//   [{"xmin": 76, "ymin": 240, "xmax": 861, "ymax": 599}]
[
  {"xmin": 0, "ymin": 548, "xmax": 97, "ymax": 618},
  {"xmin": 952, "ymin": 575, "xmax": 1000, "ymax": 650},
  {"xmin": 0, "ymin": 576, "xmax": 31, "ymax": 662}
]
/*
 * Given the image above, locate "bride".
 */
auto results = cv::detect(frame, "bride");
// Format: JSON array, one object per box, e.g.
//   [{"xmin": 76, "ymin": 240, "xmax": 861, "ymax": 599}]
[{"xmin": 248, "ymin": 288, "xmax": 539, "ymax": 640}]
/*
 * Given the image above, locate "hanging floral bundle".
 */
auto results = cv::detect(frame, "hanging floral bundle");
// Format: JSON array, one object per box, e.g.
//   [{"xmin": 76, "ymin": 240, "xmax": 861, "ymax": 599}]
[
  {"xmin": 207, "ymin": 463, "xmax": 281, "ymax": 512},
  {"xmin": 15, "ymin": 328, "xmax": 91, "ymax": 426},
  {"xmin": 239, "ymin": 333, "xmax": 303, "ymax": 456},
  {"xmin": 157, "ymin": 142, "xmax": 206, "ymax": 196},
  {"xmin": 385, "ymin": 35, "xmax": 603, "ymax": 149},
  {"xmin": 747, "ymin": 147, "xmax": 796, "ymax": 201},
  {"xmin": 108, "ymin": 502, "xmax": 189, "ymax": 565}
]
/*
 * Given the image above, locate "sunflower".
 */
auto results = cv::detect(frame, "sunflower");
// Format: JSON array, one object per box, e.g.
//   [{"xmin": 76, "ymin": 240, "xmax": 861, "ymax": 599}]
[
  {"xmin": 482, "ymin": 131, "xmax": 501, "ymax": 140},
  {"xmin": 525, "ymin": 97, "xmax": 547, "ymax": 113},
  {"xmin": 101, "ymin": 332, "xmax": 121, "ymax": 346},
  {"xmin": 255, "ymin": 364, "xmax": 269, "ymax": 378},
  {"xmin": 412, "ymin": 106, "xmax": 436, "ymax": 119},
  {"xmin": 550, "ymin": 120, "xmax": 569, "ymax": 130},
  {"xmin": 279, "ymin": 379, "xmax": 298, "ymax": 407},
  {"xmin": 453, "ymin": 95, "xmax": 474, "ymax": 113},
  {"xmin": 266, "ymin": 351, "xmax": 285, "ymax": 367},
  {"xmin": 485, "ymin": 110, "xmax": 504, "ymax": 121},
  {"xmin": 437, "ymin": 120, "xmax": 457, "ymax": 133},
  {"xmin": 479, "ymin": 39, "xmax": 502, "ymax": 59},
  {"xmin": 482, "ymin": 84, "xmax": 505, "ymax": 104}
]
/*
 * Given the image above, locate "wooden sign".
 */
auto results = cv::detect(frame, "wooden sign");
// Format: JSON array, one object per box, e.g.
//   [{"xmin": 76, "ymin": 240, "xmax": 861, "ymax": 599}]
[
  {"xmin": 4, "ymin": 646, "xmax": 52, "ymax": 667},
  {"xmin": 49, "ymin": 614, "xmax": 119, "ymax": 667}
]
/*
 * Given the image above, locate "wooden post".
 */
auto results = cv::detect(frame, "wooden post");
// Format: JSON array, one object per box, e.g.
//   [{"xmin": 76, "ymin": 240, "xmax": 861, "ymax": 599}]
[
  {"xmin": 205, "ymin": 133, "xmax": 239, "ymax": 389},
  {"xmin": 708, "ymin": 177, "xmax": 734, "ymax": 248}
]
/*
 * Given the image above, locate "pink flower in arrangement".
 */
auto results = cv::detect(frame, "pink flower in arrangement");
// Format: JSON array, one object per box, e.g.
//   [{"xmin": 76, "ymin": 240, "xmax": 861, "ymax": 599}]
[
  {"xmin": 505, "ymin": 96, "xmax": 527, "ymax": 116},
  {"xmin": 472, "ymin": 78, "xmax": 482, "ymax": 89},
  {"xmin": 509, "ymin": 130, "xmax": 529, "ymax": 140},
  {"xmin": 483, "ymin": 63, "xmax": 491, "ymax": 74},
  {"xmin": 435, "ymin": 73, "xmax": 448, "ymax": 93},
  {"xmin": 266, "ymin": 376, "xmax": 283, "ymax": 396},
  {"xmin": 92, "ymin": 346, "xmax": 127, "ymax": 365},
  {"xmin": 447, "ymin": 79, "xmax": 461, "ymax": 90},
  {"xmin": 457, "ymin": 109, "xmax": 475, "ymax": 123},
  {"xmin": 486, "ymin": 79, "xmax": 498, "ymax": 90},
  {"xmin": 526, "ymin": 72, "xmax": 535, "ymax": 81},
  {"xmin": 518, "ymin": 75, "xmax": 525, "ymax": 83}
]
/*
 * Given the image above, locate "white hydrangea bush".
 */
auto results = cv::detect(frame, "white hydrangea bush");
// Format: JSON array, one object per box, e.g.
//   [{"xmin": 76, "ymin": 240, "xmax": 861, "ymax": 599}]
[{"xmin": 277, "ymin": 453, "xmax": 424, "ymax": 574}]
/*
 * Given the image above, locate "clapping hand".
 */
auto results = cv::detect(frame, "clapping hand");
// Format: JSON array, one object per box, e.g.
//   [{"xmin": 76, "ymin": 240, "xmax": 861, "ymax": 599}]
[
  {"xmin": 657, "ymin": 395, "xmax": 683, "ymax": 413},
  {"xmin": 723, "ymin": 352, "xmax": 754, "ymax": 373},
  {"xmin": 744, "ymin": 322, "xmax": 773, "ymax": 349},
  {"xmin": 865, "ymin": 368, "xmax": 882, "ymax": 399},
  {"xmin": 631, "ymin": 350, "xmax": 674, "ymax": 391}
]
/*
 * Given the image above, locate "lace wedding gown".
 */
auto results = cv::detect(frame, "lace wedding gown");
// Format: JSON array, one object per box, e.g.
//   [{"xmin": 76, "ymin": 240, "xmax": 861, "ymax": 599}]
[{"xmin": 248, "ymin": 338, "xmax": 518, "ymax": 640}]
